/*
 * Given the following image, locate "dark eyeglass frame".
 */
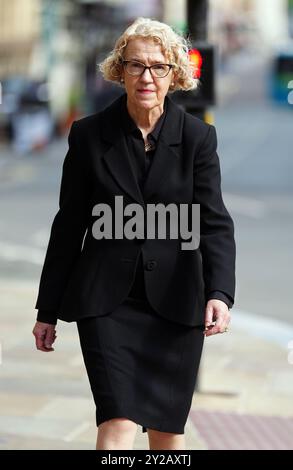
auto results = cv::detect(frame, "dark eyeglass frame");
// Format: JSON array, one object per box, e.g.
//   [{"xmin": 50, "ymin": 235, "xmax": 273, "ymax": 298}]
[{"xmin": 122, "ymin": 60, "xmax": 174, "ymax": 78}]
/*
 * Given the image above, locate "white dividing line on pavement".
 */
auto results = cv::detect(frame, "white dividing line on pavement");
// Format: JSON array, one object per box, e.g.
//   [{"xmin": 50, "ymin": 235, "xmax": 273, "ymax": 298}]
[
  {"xmin": 0, "ymin": 241, "xmax": 44, "ymax": 265},
  {"xmin": 63, "ymin": 421, "xmax": 91, "ymax": 442},
  {"xmin": 233, "ymin": 309, "xmax": 293, "ymax": 350},
  {"xmin": 223, "ymin": 193, "xmax": 267, "ymax": 218}
]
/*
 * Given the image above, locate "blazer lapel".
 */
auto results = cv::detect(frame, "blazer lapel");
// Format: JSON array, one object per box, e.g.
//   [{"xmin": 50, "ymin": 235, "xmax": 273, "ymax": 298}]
[
  {"xmin": 103, "ymin": 134, "xmax": 146, "ymax": 207},
  {"xmin": 142, "ymin": 139, "xmax": 180, "ymax": 201},
  {"xmin": 101, "ymin": 95, "xmax": 146, "ymax": 207},
  {"xmin": 100, "ymin": 93, "xmax": 184, "ymax": 206},
  {"xmin": 143, "ymin": 95, "xmax": 184, "ymax": 201}
]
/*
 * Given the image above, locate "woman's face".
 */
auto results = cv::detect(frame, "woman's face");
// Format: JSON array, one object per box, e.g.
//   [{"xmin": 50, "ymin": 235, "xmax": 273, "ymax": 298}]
[{"xmin": 121, "ymin": 38, "xmax": 174, "ymax": 111}]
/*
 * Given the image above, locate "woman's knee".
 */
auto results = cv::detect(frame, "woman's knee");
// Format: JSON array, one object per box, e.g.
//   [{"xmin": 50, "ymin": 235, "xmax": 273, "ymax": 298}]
[
  {"xmin": 147, "ymin": 429, "xmax": 185, "ymax": 442},
  {"xmin": 147, "ymin": 430, "xmax": 185, "ymax": 450},
  {"xmin": 98, "ymin": 417, "xmax": 138, "ymax": 435},
  {"xmin": 147, "ymin": 429, "xmax": 183, "ymax": 437}
]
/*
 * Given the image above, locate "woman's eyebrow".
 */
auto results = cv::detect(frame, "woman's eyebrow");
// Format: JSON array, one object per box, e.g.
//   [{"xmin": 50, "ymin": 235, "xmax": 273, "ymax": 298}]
[{"xmin": 128, "ymin": 57, "xmax": 165, "ymax": 64}]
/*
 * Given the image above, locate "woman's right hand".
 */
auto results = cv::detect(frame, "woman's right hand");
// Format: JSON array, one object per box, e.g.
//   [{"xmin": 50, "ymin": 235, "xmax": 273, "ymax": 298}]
[{"xmin": 32, "ymin": 321, "xmax": 57, "ymax": 352}]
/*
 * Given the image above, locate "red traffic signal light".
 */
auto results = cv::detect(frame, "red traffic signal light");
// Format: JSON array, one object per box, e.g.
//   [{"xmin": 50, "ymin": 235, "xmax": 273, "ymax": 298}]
[
  {"xmin": 188, "ymin": 48, "xmax": 203, "ymax": 79},
  {"xmin": 172, "ymin": 43, "xmax": 216, "ymax": 109}
]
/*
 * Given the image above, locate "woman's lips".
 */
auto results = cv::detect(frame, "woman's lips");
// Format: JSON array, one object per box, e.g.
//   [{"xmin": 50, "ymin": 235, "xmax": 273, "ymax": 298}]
[{"xmin": 137, "ymin": 89, "xmax": 154, "ymax": 94}]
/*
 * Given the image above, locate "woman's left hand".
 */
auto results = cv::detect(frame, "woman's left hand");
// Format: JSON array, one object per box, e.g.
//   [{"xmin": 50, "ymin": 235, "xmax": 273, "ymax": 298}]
[
  {"xmin": 204, "ymin": 299, "xmax": 231, "ymax": 337},
  {"xmin": 32, "ymin": 321, "xmax": 57, "ymax": 351}
]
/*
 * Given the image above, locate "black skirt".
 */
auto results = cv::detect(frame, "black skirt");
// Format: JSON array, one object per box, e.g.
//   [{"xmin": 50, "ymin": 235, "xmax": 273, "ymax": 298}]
[{"xmin": 76, "ymin": 254, "xmax": 205, "ymax": 434}]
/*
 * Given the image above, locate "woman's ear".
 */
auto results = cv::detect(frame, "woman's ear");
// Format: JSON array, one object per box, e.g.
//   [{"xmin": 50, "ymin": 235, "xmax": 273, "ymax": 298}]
[
  {"xmin": 171, "ymin": 69, "xmax": 178, "ymax": 87},
  {"xmin": 170, "ymin": 73, "xmax": 177, "ymax": 89}
]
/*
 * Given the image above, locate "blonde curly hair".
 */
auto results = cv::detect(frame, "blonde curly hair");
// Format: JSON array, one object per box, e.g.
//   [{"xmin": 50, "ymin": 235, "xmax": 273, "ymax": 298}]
[{"xmin": 98, "ymin": 17, "xmax": 199, "ymax": 92}]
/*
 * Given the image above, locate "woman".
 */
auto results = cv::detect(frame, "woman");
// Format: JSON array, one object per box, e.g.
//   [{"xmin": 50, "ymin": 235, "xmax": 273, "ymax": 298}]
[{"xmin": 32, "ymin": 17, "xmax": 236, "ymax": 450}]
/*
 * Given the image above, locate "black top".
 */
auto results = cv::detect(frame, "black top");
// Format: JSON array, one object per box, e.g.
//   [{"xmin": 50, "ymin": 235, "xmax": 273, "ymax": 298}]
[
  {"xmin": 121, "ymin": 95, "xmax": 167, "ymax": 302},
  {"xmin": 37, "ymin": 96, "xmax": 233, "ymax": 324},
  {"xmin": 121, "ymin": 93, "xmax": 167, "ymax": 189}
]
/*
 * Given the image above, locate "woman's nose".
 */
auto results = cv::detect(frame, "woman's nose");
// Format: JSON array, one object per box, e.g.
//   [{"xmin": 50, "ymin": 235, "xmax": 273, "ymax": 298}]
[{"xmin": 140, "ymin": 68, "xmax": 154, "ymax": 82}]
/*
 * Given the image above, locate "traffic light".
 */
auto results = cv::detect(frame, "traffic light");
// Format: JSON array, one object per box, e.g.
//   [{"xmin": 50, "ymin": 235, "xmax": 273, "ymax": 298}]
[
  {"xmin": 188, "ymin": 48, "xmax": 203, "ymax": 79},
  {"xmin": 171, "ymin": 42, "xmax": 216, "ymax": 109}
]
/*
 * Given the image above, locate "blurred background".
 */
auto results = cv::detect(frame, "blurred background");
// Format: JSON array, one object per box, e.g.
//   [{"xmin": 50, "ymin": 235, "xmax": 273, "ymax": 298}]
[{"xmin": 0, "ymin": 0, "xmax": 292, "ymax": 450}]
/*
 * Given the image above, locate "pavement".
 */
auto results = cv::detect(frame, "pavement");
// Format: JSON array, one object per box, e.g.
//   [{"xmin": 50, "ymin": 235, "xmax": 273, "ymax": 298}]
[{"xmin": 0, "ymin": 279, "xmax": 292, "ymax": 450}]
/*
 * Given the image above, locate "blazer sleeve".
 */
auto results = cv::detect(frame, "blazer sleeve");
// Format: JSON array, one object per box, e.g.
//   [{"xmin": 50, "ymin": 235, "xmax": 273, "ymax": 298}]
[
  {"xmin": 193, "ymin": 124, "xmax": 236, "ymax": 304},
  {"xmin": 206, "ymin": 290, "xmax": 234, "ymax": 309},
  {"xmin": 34, "ymin": 121, "xmax": 92, "ymax": 324}
]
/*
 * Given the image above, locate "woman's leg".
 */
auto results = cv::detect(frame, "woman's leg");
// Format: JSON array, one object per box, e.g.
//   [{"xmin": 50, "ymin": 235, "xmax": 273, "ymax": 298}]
[
  {"xmin": 147, "ymin": 429, "xmax": 186, "ymax": 450},
  {"xmin": 96, "ymin": 418, "xmax": 138, "ymax": 450}
]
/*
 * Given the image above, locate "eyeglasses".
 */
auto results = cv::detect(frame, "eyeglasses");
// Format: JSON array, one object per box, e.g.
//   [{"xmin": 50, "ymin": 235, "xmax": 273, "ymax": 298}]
[{"xmin": 122, "ymin": 60, "xmax": 174, "ymax": 78}]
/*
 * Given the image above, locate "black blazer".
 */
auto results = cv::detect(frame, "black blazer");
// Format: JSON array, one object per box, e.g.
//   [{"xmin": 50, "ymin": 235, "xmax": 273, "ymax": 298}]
[{"xmin": 35, "ymin": 93, "xmax": 236, "ymax": 327}]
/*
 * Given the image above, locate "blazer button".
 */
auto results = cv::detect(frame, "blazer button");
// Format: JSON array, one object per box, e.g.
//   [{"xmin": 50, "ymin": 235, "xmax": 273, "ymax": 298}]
[{"xmin": 145, "ymin": 260, "xmax": 157, "ymax": 271}]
